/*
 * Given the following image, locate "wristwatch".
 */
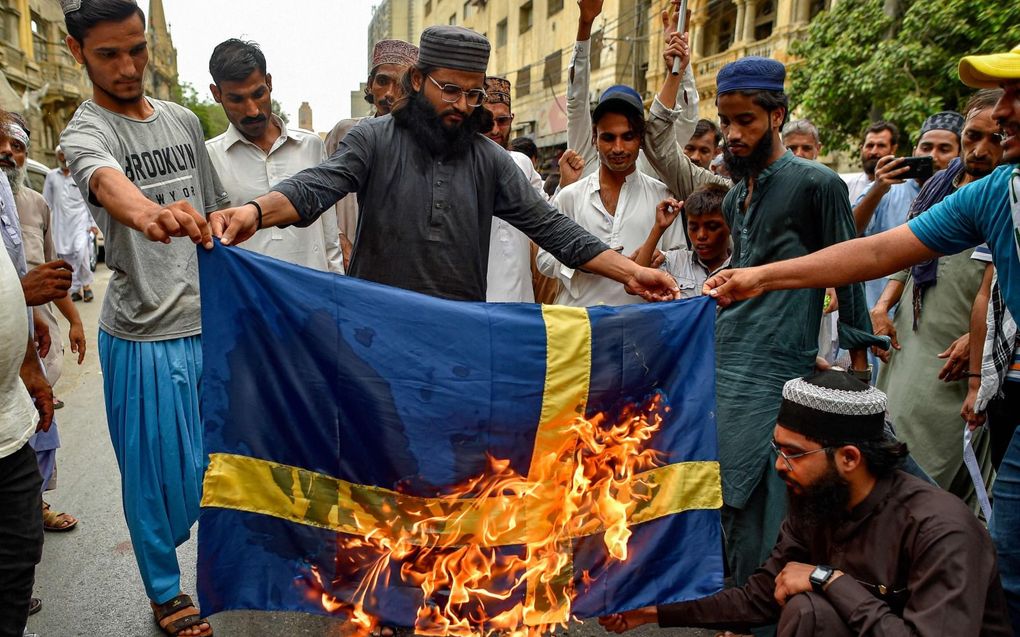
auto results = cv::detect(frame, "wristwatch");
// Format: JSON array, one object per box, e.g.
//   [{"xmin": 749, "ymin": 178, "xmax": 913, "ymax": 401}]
[{"xmin": 809, "ymin": 565, "xmax": 835, "ymax": 593}]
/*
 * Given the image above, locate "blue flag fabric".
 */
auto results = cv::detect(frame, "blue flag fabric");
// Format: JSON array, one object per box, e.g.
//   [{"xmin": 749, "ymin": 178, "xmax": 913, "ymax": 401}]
[{"xmin": 196, "ymin": 244, "xmax": 723, "ymax": 626}]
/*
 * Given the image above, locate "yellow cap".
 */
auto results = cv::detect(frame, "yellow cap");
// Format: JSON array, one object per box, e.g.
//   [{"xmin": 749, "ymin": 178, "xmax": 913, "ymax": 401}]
[{"xmin": 959, "ymin": 44, "xmax": 1020, "ymax": 88}]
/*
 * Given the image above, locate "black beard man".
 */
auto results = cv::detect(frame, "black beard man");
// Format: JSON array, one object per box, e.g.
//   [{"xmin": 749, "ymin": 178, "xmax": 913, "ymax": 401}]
[
  {"xmin": 724, "ymin": 128, "xmax": 775, "ymax": 182},
  {"xmin": 391, "ymin": 88, "xmax": 493, "ymax": 159},
  {"xmin": 783, "ymin": 460, "xmax": 852, "ymax": 530}
]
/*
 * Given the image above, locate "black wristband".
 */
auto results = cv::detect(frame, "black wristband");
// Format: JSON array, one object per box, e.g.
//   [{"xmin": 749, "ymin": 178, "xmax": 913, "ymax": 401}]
[{"xmin": 246, "ymin": 200, "xmax": 263, "ymax": 230}]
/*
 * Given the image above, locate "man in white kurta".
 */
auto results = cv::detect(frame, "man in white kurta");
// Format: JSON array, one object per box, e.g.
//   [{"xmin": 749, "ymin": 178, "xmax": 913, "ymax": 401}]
[
  {"xmin": 44, "ymin": 147, "xmax": 96, "ymax": 301},
  {"xmin": 481, "ymin": 76, "xmax": 549, "ymax": 303},
  {"xmin": 538, "ymin": 86, "xmax": 687, "ymax": 307},
  {"xmin": 207, "ymin": 115, "xmax": 342, "ymax": 273}
]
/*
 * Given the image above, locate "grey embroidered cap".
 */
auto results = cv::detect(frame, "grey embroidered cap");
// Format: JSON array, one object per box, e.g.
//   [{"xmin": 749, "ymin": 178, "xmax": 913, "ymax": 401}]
[
  {"xmin": 60, "ymin": 0, "xmax": 82, "ymax": 13},
  {"xmin": 417, "ymin": 25, "xmax": 490, "ymax": 73}
]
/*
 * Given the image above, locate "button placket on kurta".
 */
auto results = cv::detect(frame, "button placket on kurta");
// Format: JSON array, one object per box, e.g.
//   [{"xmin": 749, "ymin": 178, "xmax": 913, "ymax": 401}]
[{"xmin": 429, "ymin": 159, "xmax": 456, "ymax": 242}]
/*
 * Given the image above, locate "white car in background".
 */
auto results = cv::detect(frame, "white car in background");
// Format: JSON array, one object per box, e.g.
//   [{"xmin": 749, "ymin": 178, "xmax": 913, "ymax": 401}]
[{"xmin": 25, "ymin": 158, "xmax": 103, "ymax": 269}]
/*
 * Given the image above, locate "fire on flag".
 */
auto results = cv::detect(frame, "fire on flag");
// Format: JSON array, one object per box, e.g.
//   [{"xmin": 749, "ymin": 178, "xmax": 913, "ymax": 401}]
[{"xmin": 196, "ymin": 244, "xmax": 724, "ymax": 635}]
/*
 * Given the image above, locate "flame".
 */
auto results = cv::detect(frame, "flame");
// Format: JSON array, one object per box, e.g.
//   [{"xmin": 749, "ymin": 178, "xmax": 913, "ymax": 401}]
[{"xmin": 311, "ymin": 393, "xmax": 667, "ymax": 637}]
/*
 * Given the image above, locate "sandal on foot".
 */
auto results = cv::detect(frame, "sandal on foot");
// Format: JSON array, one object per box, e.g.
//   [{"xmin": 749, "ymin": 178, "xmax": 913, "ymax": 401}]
[
  {"xmin": 83, "ymin": 289, "xmax": 94, "ymax": 302},
  {"xmin": 42, "ymin": 502, "xmax": 78, "ymax": 532},
  {"xmin": 152, "ymin": 594, "xmax": 212, "ymax": 637},
  {"xmin": 29, "ymin": 597, "xmax": 41, "ymax": 615}
]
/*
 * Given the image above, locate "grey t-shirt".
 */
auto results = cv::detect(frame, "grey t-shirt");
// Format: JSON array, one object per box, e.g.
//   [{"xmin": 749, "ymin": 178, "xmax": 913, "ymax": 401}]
[{"xmin": 60, "ymin": 98, "xmax": 227, "ymax": 341}]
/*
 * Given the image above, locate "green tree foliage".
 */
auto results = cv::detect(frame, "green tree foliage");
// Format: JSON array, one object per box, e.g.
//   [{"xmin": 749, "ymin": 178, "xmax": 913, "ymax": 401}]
[
  {"xmin": 789, "ymin": 0, "xmax": 1020, "ymax": 152},
  {"xmin": 172, "ymin": 81, "xmax": 228, "ymax": 139},
  {"xmin": 272, "ymin": 99, "xmax": 290, "ymax": 125}
]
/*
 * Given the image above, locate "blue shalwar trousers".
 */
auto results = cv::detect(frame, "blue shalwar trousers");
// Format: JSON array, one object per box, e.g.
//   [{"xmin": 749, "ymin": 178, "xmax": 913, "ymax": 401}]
[{"xmin": 98, "ymin": 330, "xmax": 204, "ymax": 604}]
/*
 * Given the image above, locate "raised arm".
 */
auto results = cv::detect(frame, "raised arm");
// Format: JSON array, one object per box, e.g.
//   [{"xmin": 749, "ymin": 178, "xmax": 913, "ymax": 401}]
[
  {"xmin": 566, "ymin": 0, "xmax": 604, "ymax": 172},
  {"xmin": 633, "ymin": 198, "xmax": 681, "ymax": 267},
  {"xmin": 852, "ymin": 155, "xmax": 910, "ymax": 234},
  {"xmin": 644, "ymin": 17, "xmax": 729, "ymax": 201}
]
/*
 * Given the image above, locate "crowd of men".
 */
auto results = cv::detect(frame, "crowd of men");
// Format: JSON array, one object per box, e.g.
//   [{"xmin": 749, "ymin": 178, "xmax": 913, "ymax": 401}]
[{"xmin": 1, "ymin": 0, "xmax": 1019, "ymax": 635}]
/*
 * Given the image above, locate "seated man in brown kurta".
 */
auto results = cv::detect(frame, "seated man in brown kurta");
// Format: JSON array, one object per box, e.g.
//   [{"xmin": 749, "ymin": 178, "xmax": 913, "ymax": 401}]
[{"xmin": 600, "ymin": 370, "xmax": 1012, "ymax": 636}]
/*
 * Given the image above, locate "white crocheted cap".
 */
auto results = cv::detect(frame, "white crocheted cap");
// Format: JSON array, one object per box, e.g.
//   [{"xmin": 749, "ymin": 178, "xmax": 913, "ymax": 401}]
[
  {"xmin": 777, "ymin": 370, "xmax": 887, "ymax": 441},
  {"xmin": 782, "ymin": 376, "xmax": 886, "ymax": 416}
]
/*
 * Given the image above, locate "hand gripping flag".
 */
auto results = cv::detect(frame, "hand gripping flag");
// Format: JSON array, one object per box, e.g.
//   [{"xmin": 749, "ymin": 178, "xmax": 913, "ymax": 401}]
[{"xmin": 196, "ymin": 244, "xmax": 723, "ymax": 631}]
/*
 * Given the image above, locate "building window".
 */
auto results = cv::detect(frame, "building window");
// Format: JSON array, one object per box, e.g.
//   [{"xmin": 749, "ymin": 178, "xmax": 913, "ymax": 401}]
[
  {"xmin": 424, "ymin": 0, "xmax": 431, "ymax": 15},
  {"xmin": 590, "ymin": 30, "xmax": 603, "ymax": 71},
  {"xmin": 706, "ymin": 0, "xmax": 737, "ymax": 56},
  {"xmin": 463, "ymin": 0, "xmax": 471, "ymax": 19},
  {"xmin": 449, "ymin": 13, "xmax": 457, "ymax": 25},
  {"xmin": 809, "ymin": 0, "xmax": 829, "ymax": 19},
  {"xmin": 542, "ymin": 51, "xmax": 561, "ymax": 89},
  {"xmin": 548, "ymin": 0, "xmax": 564, "ymax": 16},
  {"xmin": 519, "ymin": 1, "xmax": 533, "ymax": 34},
  {"xmin": 517, "ymin": 64, "xmax": 531, "ymax": 97},
  {"xmin": 31, "ymin": 16, "xmax": 48, "ymax": 62},
  {"xmin": 496, "ymin": 19, "xmax": 507, "ymax": 47},
  {"xmin": 754, "ymin": 0, "xmax": 774, "ymax": 41}
]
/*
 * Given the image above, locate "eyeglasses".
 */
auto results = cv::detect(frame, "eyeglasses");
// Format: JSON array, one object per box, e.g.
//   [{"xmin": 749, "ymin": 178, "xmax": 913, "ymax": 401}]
[
  {"xmin": 427, "ymin": 75, "xmax": 487, "ymax": 108},
  {"xmin": 492, "ymin": 115, "xmax": 514, "ymax": 126},
  {"xmin": 770, "ymin": 439, "xmax": 830, "ymax": 472}
]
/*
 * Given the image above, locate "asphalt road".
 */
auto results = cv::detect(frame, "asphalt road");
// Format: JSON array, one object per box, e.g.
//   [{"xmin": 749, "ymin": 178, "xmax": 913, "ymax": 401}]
[{"xmin": 26, "ymin": 263, "xmax": 714, "ymax": 637}]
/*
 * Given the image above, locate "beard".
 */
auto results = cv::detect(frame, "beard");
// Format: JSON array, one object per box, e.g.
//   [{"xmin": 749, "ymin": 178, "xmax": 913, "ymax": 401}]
[
  {"xmin": 724, "ymin": 131, "xmax": 774, "ymax": 181},
  {"xmin": 84, "ymin": 61, "xmax": 145, "ymax": 105},
  {"xmin": 392, "ymin": 90, "xmax": 492, "ymax": 159},
  {"xmin": 963, "ymin": 160, "xmax": 994, "ymax": 179},
  {"xmin": 1, "ymin": 164, "xmax": 24, "ymax": 194},
  {"xmin": 785, "ymin": 462, "xmax": 851, "ymax": 530},
  {"xmin": 862, "ymin": 156, "xmax": 879, "ymax": 177}
]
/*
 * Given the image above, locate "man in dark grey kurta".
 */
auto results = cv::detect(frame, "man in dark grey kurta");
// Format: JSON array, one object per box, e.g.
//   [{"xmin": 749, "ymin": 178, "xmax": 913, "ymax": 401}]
[
  {"xmin": 213, "ymin": 26, "xmax": 679, "ymax": 304},
  {"xmin": 272, "ymin": 110, "xmax": 603, "ymax": 301}
]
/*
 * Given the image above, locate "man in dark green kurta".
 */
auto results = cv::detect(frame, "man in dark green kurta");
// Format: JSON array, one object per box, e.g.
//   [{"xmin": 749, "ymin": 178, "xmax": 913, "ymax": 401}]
[{"xmin": 712, "ymin": 57, "xmax": 885, "ymax": 596}]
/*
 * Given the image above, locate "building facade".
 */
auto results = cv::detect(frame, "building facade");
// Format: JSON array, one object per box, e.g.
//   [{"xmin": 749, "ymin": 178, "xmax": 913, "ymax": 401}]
[
  {"xmin": 0, "ymin": 0, "xmax": 176, "ymax": 165},
  {"xmin": 678, "ymin": 0, "xmax": 834, "ymax": 120},
  {"xmin": 363, "ymin": 0, "xmax": 837, "ymax": 152},
  {"xmin": 417, "ymin": 0, "xmax": 653, "ymax": 150}
]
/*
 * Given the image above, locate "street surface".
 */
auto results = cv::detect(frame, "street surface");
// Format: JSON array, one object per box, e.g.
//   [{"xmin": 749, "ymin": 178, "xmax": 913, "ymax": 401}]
[{"xmin": 27, "ymin": 264, "xmax": 713, "ymax": 637}]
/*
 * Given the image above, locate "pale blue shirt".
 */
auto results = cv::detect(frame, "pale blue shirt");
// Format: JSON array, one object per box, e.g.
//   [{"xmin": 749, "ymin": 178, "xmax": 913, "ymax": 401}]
[{"xmin": 858, "ymin": 179, "xmax": 921, "ymax": 308}]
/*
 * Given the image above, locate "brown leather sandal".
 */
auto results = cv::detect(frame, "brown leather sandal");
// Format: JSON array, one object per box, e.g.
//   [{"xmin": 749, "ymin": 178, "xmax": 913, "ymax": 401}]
[{"xmin": 151, "ymin": 594, "xmax": 213, "ymax": 636}]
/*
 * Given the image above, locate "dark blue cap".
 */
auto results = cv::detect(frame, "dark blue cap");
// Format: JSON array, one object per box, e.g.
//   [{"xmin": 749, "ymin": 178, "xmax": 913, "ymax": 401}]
[
  {"xmin": 593, "ymin": 85, "xmax": 645, "ymax": 122},
  {"xmin": 716, "ymin": 56, "xmax": 786, "ymax": 95}
]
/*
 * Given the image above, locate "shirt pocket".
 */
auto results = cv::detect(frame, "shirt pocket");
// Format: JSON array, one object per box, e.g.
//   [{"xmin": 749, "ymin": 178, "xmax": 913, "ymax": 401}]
[{"xmin": 673, "ymin": 274, "xmax": 700, "ymax": 297}]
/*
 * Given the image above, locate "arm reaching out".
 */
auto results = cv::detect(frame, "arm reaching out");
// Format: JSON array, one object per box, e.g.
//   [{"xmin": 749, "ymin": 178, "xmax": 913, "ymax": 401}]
[
  {"xmin": 704, "ymin": 225, "xmax": 939, "ymax": 307},
  {"xmin": 583, "ymin": 249, "xmax": 679, "ymax": 302},
  {"xmin": 89, "ymin": 167, "xmax": 213, "ymax": 248}
]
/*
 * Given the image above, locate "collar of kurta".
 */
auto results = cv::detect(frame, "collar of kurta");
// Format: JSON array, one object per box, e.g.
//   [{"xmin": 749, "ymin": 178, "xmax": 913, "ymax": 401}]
[
  {"xmin": 224, "ymin": 114, "xmax": 290, "ymax": 152},
  {"xmin": 841, "ymin": 472, "xmax": 896, "ymax": 531},
  {"xmin": 590, "ymin": 168, "xmax": 643, "ymax": 193},
  {"xmin": 734, "ymin": 149, "xmax": 794, "ymax": 199}
]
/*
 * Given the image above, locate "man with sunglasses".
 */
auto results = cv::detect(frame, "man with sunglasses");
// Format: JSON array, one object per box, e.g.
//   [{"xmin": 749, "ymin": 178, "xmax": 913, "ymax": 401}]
[
  {"xmin": 212, "ymin": 26, "xmax": 679, "ymax": 304},
  {"xmin": 599, "ymin": 370, "xmax": 1011, "ymax": 636}
]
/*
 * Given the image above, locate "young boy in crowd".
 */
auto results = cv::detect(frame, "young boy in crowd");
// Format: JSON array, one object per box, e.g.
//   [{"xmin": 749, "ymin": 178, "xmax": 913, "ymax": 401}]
[{"xmin": 634, "ymin": 183, "xmax": 731, "ymax": 298}]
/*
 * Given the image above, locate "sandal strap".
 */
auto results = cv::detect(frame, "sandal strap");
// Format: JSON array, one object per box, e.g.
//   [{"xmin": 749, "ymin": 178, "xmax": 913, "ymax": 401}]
[
  {"xmin": 160, "ymin": 612, "xmax": 206, "ymax": 634},
  {"xmin": 153, "ymin": 594, "xmax": 210, "ymax": 636}
]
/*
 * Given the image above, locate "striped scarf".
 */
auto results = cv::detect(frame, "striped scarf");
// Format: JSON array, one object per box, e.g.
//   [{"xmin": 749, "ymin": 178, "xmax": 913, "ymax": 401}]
[{"xmin": 907, "ymin": 158, "xmax": 965, "ymax": 329}]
